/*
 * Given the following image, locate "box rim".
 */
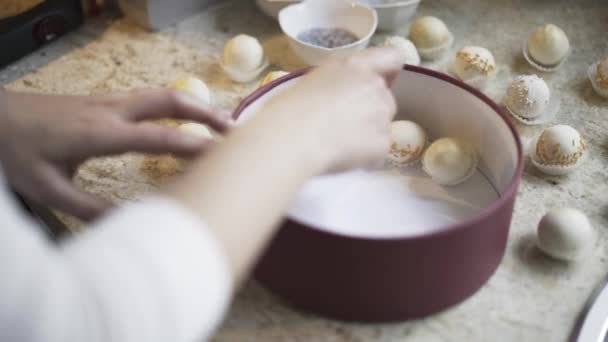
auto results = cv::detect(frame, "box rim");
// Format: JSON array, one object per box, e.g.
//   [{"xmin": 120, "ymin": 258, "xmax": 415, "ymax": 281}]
[{"xmin": 233, "ymin": 65, "xmax": 525, "ymax": 242}]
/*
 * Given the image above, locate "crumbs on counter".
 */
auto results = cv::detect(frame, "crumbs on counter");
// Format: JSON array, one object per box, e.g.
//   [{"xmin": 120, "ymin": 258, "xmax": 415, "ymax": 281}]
[
  {"xmin": 140, "ymin": 155, "xmax": 185, "ymax": 183},
  {"xmin": 0, "ymin": 0, "xmax": 44, "ymax": 19}
]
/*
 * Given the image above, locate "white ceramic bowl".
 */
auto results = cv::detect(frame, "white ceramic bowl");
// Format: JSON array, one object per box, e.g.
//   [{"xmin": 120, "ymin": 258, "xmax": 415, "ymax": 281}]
[
  {"xmin": 359, "ymin": 0, "xmax": 420, "ymax": 32},
  {"xmin": 278, "ymin": 0, "xmax": 378, "ymax": 66},
  {"xmin": 256, "ymin": 0, "xmax": 301, "ymax": 19}
]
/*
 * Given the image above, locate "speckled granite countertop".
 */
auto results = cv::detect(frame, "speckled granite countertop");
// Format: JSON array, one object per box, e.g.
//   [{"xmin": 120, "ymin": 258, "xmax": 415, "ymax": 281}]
[
  {"xmin": 0, "ymin": 0, "xmax": 43, "ymax": 18},
  {"xmin": 2, "ymin": 1, "xmax": 608, "ymax": 341}
]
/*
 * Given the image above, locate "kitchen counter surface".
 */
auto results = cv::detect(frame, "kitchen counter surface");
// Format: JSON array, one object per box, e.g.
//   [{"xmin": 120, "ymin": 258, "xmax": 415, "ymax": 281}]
[
  {"xmin": 0, "ymin": 0, "xmax": 44, "ymax": 18},
  {"xmin": 2, "ymin": 0, "xmax": 608, "ymax": 341}
]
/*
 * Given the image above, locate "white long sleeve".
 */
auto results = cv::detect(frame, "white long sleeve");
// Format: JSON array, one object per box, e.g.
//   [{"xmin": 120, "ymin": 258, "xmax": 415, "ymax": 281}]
[{"xmin": 0, "ymin": 168, "xmax": 232, "ymax": 342}]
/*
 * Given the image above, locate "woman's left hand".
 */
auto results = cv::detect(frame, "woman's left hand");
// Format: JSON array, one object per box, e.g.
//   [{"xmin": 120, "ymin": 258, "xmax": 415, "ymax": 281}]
[{"xmin": 0, "ymin": 88, "xmax": 230, "ymax": 221}]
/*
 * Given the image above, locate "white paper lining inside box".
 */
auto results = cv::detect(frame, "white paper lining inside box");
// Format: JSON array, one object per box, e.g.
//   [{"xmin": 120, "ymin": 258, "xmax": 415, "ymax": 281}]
[
  {"xmin": 289, "ymin": 167, "xmax": 498, "ymax": 238},
  {"xmin": 237, "ymin": 70, "xmax": 519, "ymax": 239}
]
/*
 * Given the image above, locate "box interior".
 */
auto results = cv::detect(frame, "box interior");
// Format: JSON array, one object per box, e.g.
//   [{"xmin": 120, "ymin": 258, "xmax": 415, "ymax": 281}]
[{"xmin": 238, "ymin": 70, "xmax": 519, "ymax": 238}]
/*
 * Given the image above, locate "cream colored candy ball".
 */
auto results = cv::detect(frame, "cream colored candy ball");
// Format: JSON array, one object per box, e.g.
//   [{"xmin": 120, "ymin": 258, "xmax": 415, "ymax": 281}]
[
  {"xmin": 409, "ymin": 16, "xmax": 450, "ymax": 49},
  {"xmin": 453, "ymin": 46, "xmax": 496, "ymax": 81},
  {"xmin": 597, "ymin": 57, "xmax": 608, "ymax": 89},
  {"xmin": 505, "ymin": 75, "xmax": 550, "ymax": 119},
  {"xmin": 527, "ymin": 24, "xmax": 570, "ymax": 66},
  {"xmin": 170, "ymin": 76, "xmax": 212, "ymax": 105},
  {"xmin": 223, "ymin": 34, "xmax": 265, "ymax": 71},
  {"xmin": 259, "ymin": 71, "xmax": 289, "ymax": 88},
  {"xmin": 537, "ymin": 208, "xmax": 593, "ymax": 261},
  {"xmin": 387, "ymin": 120, "xmax": 427, "ymax": 166},
  {"xmin": 422, "ymin": 138, "xmax": 477, "ymax": 185},
  {"xmin": 535, "ymin": 125, "xmax": 585, "ymax": 167},
  {"xmin": 178, "ymin": 122, "xmax": 213, "ymax": 140},
  {"xmin": 599, "ymin": 57, "xmax": 608, "ymax": 77},
  {"xmin": 384, "ymin": 36, "xmax": 420, "ymax": 66}
]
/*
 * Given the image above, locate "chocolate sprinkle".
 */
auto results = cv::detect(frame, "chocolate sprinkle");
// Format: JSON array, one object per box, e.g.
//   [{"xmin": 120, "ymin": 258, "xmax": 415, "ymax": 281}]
[{"xmin": 297, "ymin": 28, "xmax": 359, "ymax": 49}]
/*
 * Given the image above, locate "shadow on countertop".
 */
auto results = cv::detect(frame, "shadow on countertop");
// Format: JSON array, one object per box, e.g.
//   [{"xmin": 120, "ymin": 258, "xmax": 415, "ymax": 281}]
[{"xmin": 0, "ymin": 10, "xmax": 120, "ymax": 85}]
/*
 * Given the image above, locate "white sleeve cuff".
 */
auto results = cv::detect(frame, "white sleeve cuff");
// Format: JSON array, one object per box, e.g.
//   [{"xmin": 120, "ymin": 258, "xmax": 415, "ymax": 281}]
[{"xmin": 61, "ymin": 196, "xmax": 233, "ymax": 342}]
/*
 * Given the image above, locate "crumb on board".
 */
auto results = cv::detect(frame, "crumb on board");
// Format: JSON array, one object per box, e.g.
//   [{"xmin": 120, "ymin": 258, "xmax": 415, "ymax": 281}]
[
  {"xmin": 0, "ymin": 0, "xmax": 44, "ymax": 19},
  {"xmin": 140, "ymin": 155, "xmax": 185, "ymax": 182}
]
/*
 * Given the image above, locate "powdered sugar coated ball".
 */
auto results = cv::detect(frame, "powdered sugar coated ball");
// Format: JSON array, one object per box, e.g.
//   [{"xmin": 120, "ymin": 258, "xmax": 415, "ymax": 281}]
[{"xmin": 505, "ymin": 75, "xmax": 550, "ymax": 119}]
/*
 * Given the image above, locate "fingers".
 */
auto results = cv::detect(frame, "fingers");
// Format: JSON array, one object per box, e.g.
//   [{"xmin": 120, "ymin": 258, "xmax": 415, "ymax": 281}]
[
  {"xmin": 110, "ymin": 122, "xmax": 213, "ymax": 157},
  {"xmin": 379, "ymin": 87, "xmax": 397, "ymax": 121},
  {"xmin": 346, "ymin": 48, "xmax": 404, "ymax": 85},
  {"xmin": 33, "ymin": 164, "xmax": 112, "ymax": 221},
  {"xmin": 119, "ymin": 89, "xmax": 231, "ymax": 133},
  {"xmin": 367, "ymin": 80, "xmax": 397, "ymax": 124}
]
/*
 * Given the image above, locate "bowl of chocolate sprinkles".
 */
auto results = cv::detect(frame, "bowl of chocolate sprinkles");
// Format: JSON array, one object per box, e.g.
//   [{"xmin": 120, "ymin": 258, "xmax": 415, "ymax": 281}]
[
  {"xmin": 297, "ymin": 28, "xmax": 360, "ymax": 49},
  {"xmin": 279, "ymin": 0, "xmax": 377, "ymax": 65},
  {"xmin": 356, "ymin": 0, "xmax": 420, "ymax": 32}
]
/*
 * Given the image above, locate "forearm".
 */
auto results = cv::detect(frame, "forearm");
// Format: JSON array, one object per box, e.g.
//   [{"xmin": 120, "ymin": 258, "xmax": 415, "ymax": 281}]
[
  {"xmin": 167, "ymin": 110, "xmax": 325, "ymax": 284},
  {"xmin": 0, "ymin": 168, "xmax": 231, "ymax": 342},
  {"xmin": 0, "ymin": 88, "xmax": 8, "ymax": 141},
  {"xmin": 0, "ymin": 89, "xmax": 12, "ymax": 162}
]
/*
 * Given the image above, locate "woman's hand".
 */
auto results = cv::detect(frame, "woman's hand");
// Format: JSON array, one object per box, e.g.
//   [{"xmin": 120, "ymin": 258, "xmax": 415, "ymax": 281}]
[
  {"xmin": 0, "ymin": 89, "xmax": 230, "ymax": 221},
  {"xmin": 168, "ymin": 48, "xmax": 403, "ymax": 283},
  {"xmin": 259, "ymin": 48, "xmax": 401, "ymax": 173}
]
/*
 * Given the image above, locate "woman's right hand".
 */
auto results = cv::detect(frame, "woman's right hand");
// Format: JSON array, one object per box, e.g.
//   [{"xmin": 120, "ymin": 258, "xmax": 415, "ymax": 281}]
[
  {"xmin": 169, "ymin": 48, "xmax": 403, "ymax": 282},
  {"xmin": 259, "ymin": 48, "xmax": 402, "ymax": 173}
]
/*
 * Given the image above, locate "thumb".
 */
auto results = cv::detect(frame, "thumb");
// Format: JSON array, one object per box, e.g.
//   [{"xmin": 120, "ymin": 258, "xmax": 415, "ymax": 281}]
[{"xmin": 350, "ymin": 48, "xmax": 403, "ymax": 86}]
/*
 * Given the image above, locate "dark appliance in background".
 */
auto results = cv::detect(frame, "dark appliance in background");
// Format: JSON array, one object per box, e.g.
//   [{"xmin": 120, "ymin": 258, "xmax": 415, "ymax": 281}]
[
  {"xmin": 0, "ymin": 0, "xmax": 105, "ymax": 235},
  {"xmin": 0, "ymin": 0, "xmax": 103, "ymax": 67}
]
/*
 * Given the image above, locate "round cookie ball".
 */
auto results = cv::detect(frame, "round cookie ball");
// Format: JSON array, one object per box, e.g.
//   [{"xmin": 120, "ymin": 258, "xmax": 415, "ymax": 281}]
[
  {"xmin": 535, "ymin": 125, "xmax": 586, "ymax": 168},
  {"xmin": 537, "ymin": 208, "xmax": 593, "ymax": 261},
  {"xmin": 422, "ymin": 137, "xmax": 477, "ymax": 186},
  {"xmin": 453, "ymin": 46, "xmax": 496, "ymax": 81},
  {"xmin": 527, "ymin": 24, "xmax": 570, "ymax": 66},
  {"xmin": 384, "ymin": 36, "xmax": 420, "ymax": 66},
  {"xmin": 387, "ymin": 120, "xmax": 427, "ymax": 166},
  {"xmin": 259, "ymin": 71, "xmax": 289, "ymax": 88},
  {"xmin": 178, "ymin": 122, "xmax": 213, "ymax": 140},
  {"xmin": 170, "ymin": 76, "xmax": 212, "ymax": 105},
  {"xmin": 409, "ymin": 16, "xmax": 450, "ymax": 49},
  {"xmin": 223, "ymin": 34, "xmax": 265, "ymax": 72},
  {"xmin": 597, "ymin": 57, "xmax": 608, "ymax": 89},
  {"xmin": 505, "ymin": 75, "xmax": 550, "ymax": 120}
]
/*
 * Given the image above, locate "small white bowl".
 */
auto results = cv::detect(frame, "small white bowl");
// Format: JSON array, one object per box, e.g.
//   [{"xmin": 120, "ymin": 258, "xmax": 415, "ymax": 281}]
[
  {"xmin": 278, "ymin": 0, "xmax": 378, "ymax": 66},
  {"xmin": 256, "ymin": 0, "xmax": 301, "ymax": 19},
  {"xmin": 359, "ymin": 0, "xmax": 420, "ymax": 32}
]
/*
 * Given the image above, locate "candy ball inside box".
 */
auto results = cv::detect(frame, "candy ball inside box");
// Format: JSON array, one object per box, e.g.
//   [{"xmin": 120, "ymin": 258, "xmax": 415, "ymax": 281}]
[{"xmin": 234, "ymin": 66, "xmax": 524, "ymax": 322}]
